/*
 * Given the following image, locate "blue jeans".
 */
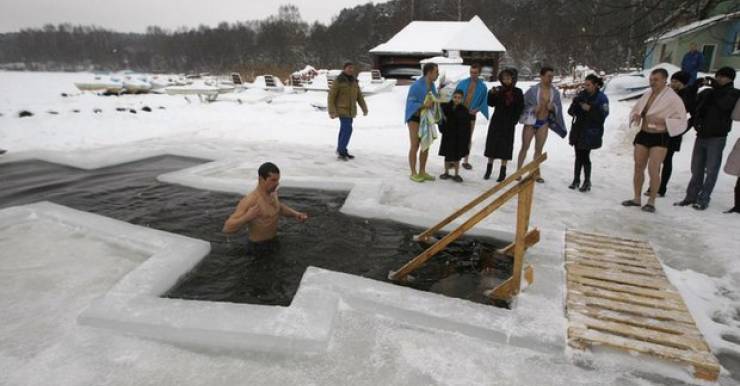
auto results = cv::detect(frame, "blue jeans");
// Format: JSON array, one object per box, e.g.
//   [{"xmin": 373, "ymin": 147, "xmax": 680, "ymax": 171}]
[
  {"xmin": 337, "ymin": 117, "xmax": 353, "ymax": 155},
  {"xmin": 686, "ymin": 136, "xmax": 727, "ymax": 205}
]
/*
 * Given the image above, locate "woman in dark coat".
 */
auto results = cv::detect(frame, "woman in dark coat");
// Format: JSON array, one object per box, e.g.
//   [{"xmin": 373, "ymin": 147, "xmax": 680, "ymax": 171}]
[
  {"xmin": 568, "ymin": 74, "xmax": 609, "ymax": 192},
  {"xmin": 439, "ymin": 90, "xmax": 472, "ymax": 182},
  {"xmin": 484, "ymin": 68, "xmax": 525, "ymax": 182}
]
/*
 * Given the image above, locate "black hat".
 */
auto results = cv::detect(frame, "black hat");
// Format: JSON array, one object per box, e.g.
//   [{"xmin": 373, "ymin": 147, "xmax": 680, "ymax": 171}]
[
  {"xmin": 716, "ymin": 67, "xmax": 736, "ymax": 81},
  {"xmin": 670, "ymin": 70, "xmax": 690, "ymax": 85}
]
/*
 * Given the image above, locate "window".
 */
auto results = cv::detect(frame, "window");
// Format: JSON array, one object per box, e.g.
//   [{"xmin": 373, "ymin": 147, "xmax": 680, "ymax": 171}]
[{"xmin": 734, "ymin": 32, "xmax": 740, "ymax": 54}]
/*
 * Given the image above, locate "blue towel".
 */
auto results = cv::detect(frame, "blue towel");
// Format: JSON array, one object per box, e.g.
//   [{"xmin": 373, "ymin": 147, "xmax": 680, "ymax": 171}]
[
  {"xmin": 455, "ymin": 77, "xmax": 489, "ymax": 119},
  {"xmin": 405, "ymin": 77, "xmax": 438, "ymax": 123}
]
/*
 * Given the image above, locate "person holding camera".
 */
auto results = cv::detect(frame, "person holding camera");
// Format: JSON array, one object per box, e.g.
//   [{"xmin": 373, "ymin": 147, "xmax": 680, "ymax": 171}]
[
  {"xmin": 675, "ymin": 67, "xmax": 740, "ymax": 210},
  {"xmin": 484, "ymin": 68, "xmax": 524, "ymax": 181},
  {"xmin": 567, "ymin": 74, "xmax": 609, "ymax": 192}
]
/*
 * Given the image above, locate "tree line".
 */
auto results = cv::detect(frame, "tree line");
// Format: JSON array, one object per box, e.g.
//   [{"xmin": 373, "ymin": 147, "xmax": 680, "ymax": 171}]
[{"xmin": 0, "ymin": 1, "xmax": 733, "ymax": 77}]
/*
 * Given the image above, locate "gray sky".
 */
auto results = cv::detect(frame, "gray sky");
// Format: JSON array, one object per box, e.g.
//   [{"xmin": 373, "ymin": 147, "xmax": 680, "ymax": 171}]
[{"xmin": 0, "ymin": 0, "xmax": 377, "ymax": 32}]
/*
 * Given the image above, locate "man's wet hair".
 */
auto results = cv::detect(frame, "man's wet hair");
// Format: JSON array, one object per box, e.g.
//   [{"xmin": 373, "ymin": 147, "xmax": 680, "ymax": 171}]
[
  {"xmin": 258, "ymin": 162, "xmax": 280, "ymax": 179},
  {"xmin": 423, "ymin": 62, "xmax": 438, "ymax": 76},
  {"xmin": 651, "ymin": 68, "xmax": 669, "ymax": 79},
  {"xmin": 540, "ymin": 66, "xmax": 554, "ymax": 76}
]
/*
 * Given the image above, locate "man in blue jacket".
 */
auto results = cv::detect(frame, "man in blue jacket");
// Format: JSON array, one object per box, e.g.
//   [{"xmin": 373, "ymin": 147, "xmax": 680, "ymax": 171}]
[
  {"xmin": 455, "ymin": 63, "xmax": 489, "ymax": 170},
  {"xmin": 681, "ymin": 43, "xmax": 705, "ymax": 86}
]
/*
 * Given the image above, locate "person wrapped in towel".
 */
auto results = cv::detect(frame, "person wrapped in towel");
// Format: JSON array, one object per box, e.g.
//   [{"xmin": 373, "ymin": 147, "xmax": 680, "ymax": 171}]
[{"xmin": 405, "ymin": 62, "xmax": 441, "ymax": 183}]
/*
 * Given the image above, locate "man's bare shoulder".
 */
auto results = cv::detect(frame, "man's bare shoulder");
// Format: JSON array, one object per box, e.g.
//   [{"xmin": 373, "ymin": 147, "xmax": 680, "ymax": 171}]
[{"xmin": 235, "ymin": 190, "xmax": 258, "ymax": 210}]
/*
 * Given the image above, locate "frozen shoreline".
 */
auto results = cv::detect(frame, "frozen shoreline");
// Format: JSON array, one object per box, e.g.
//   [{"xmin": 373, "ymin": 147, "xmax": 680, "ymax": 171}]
[{"xmin": 1, "ymin": 71, "xmax": 739, "ymax": 385}]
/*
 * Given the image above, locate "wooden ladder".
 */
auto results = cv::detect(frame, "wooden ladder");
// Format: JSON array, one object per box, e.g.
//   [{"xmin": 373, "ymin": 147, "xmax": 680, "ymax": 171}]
[{"xmin": 389, "ymin": 153, "xmax": 546, "ymax": 301}]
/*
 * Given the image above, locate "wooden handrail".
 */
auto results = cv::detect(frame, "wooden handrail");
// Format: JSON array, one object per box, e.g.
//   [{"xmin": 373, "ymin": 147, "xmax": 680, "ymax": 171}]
[
  {"xmin": 415, "ymin": 153, "xmax": 548, "ymax": 242},
  {"xmin": 391, "ymin": 176, "xmax": 537, "ymax": 281}
]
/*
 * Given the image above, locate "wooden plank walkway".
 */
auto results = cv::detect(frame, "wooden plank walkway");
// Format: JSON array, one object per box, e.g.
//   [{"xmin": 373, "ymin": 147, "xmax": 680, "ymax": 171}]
[{"xmin": 565, "ymin": 230, "xmax": 720, "ymax": 382}]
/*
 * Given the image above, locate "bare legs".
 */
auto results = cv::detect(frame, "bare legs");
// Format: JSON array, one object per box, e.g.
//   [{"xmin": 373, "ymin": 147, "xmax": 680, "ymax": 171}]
[
  {"xmin": 632, "ymin": 144, "xmax": 667, "ymax": 206},
  {"xmin": 444, "ymin": 161, "xmax": 460, "ymax": 176},
  {"xmin": 407, "ymin": 121, "xmax": 428, "ymax": 176},
  {"xmin": 517, "ymin": 125, "xmax": 548, "ymax": 178},
  {"xmin": 517, "ymin": 126, "xmax": 535, "ymax": 171}
]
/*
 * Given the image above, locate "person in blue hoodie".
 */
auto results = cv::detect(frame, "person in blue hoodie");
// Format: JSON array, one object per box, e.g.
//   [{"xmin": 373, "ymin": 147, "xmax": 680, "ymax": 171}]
[
  {"xmin": 455, "ymin": 63, "xmax": 489, "ymax": 170},
  {"xmin": 681, "ymin": 42, "xmax": 705, "ymax": 86},
  {"xmin": 567, "ymin": 74, "xmax": 609, "ymax": 192}
]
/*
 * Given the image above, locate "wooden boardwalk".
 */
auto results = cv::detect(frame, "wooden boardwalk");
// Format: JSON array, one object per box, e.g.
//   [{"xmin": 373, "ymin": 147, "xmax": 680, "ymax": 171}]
[{"xmin": 565, "ymin": 230, "xmax": 720, "ymax": 382}]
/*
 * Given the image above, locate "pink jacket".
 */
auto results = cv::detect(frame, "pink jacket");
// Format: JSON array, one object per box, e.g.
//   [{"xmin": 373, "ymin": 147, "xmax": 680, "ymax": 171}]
[{"xmin": 630, "ymin": 87, "xmax": 687, "ymax": 137}]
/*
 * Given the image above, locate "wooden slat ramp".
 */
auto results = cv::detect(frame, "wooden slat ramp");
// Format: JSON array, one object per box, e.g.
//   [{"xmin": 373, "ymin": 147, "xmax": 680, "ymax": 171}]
[{"xmin": 565, "ymin": 230, "xmax": 720, "ymax": 382}]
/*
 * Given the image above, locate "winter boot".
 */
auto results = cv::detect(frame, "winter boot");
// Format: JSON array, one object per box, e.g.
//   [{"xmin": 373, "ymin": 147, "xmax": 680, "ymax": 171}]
[
  {"xmin": 484, "ymin": 163, "xmax": 493, "ymax": 180},
  {"xmin": 496, "ymin": 165, "xmax": 507, "ymax": 182}
]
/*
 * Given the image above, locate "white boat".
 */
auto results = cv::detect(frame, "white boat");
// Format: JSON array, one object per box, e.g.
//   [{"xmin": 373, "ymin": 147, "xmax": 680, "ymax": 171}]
[
  {"xmin": 122, "ymin": 76, "xmax": 152, "ymax": 94},
  {"xmin": 165, "ymin": 79, "xmax": 234, "ymax": 102},
  {"xmin": 300, "ymin": 69, "xmax": 396, "ymax": 95},
  {"xmin": 358, "ymin": 70, "xmax": 397, "ymax": 95},
  {"xmin": 74, "ymin": 75, "xmax": 124, "ymax": 94},
  {"xmin": 245, "ymin": 75, "xmax": 285, "ymax": 93},
  {"xmin": 149, "ymin": 75, "xmax": 188, "ymax": 91}
]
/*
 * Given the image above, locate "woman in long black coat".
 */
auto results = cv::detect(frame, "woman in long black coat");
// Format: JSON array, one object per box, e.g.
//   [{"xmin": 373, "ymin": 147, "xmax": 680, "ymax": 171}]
[
  {"xmin": 484, "ymin": 68, "xmax": 524, "ymax": 182},
  {"xmin": 567, "ymin": 74, "xmax": 609, "ymax": 192}
]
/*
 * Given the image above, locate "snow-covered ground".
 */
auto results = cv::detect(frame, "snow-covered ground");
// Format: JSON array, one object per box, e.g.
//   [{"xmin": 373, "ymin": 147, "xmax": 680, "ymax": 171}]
[{"xmin": 1, "ymin": 71, "xmax": 740, "ymax": 385}]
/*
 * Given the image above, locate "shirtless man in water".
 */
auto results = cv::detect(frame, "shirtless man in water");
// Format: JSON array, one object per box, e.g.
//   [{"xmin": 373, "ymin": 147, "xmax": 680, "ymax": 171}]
[{"xmin": 222, "ymin": 162, "xmax": 308, "ymax": 247}]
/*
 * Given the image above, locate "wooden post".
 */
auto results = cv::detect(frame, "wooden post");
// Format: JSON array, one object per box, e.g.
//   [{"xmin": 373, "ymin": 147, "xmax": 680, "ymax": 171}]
[
  {"xmin": 511, "ymin": 178, "xmax": 535, "ymax": 296},
  {"xmin": 390, "ymin": 177, "xmax": 531, "ymax": 281},
  {"xmin": 498, "ymin": 228, "xmax": 540, "ymax": 256},
  {"xmin": 415, "ymin": 153, "xmax": 547, "ymax": 242}
]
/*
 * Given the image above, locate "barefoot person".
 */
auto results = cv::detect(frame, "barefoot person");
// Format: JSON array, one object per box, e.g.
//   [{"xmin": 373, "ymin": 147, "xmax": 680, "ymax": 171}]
[
  {"xmin": 223, "ymin": 162, "xmax": 308, "ymax": 252},
  {"xmin": 405, "ymin": 62, "xmax": 440, "ymax": 183},
  {"xmin": 484, "ymin": 68, "xmax": 524, "ymax": 182},
  {"xmin": 622, "ymin": 68, "xmax": 687, "ymax": 213},
  {"xmin": 328, "ymin": 62, "xmax": 368, "ymax": 161},
  {"xmin": 517, "ymin": 66, "xmax": 566, "ymax": 182},
  {"xmin": 645, "ymin": 71, "xmax": 699, "ymax": 197},
  {"xmin": 456, "ymin": 63, "xmax": 489, "ymax": 170}
]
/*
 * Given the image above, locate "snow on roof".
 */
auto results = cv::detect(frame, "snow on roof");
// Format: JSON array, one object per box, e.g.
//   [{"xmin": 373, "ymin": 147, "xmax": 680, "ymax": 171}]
[
  {"xmin": 419, "ymin": 56, "xmax": 464, "ymax": 64},
  {"xmin": 370, "ymin": 16, "xmax": 506, "ymax": 55},
  {"xmin": 645, "ymin": 12, "xmax": 740, "ymax": 43}
]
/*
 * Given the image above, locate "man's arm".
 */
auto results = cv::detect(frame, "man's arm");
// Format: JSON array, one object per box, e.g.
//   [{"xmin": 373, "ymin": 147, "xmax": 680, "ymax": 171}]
[
  {"xmin": 357, "ymin": 86, "xmax": 368, "ymax": 115},
  {"xmin": 223, "ymin": 195, "xmax": 259, "ymax": 234},
  {"xmin": 328, "ymin": 81, "xmax": 339, "ymax": 118},
  {"xmin": 280, "ymin": 203, "xmax": 308, "ymax": 222}
]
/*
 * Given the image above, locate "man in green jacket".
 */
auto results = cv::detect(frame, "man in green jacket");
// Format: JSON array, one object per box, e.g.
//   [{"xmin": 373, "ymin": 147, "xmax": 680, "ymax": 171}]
[{"xmin": 328, "ymin": 62, "xmax": 368, "ymax": 161}]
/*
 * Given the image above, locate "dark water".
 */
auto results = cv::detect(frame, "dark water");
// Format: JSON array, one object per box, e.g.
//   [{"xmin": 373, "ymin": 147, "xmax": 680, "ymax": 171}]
[{"xmin": 0, "ymin": 156, "xmax": 512, "ymax": 306}]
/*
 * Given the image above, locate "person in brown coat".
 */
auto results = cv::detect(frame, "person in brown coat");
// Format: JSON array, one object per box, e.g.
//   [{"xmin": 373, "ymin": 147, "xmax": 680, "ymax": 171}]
[{"xmin": 328, "ymin": 62, "xmax": 368, "ymax": 161}]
